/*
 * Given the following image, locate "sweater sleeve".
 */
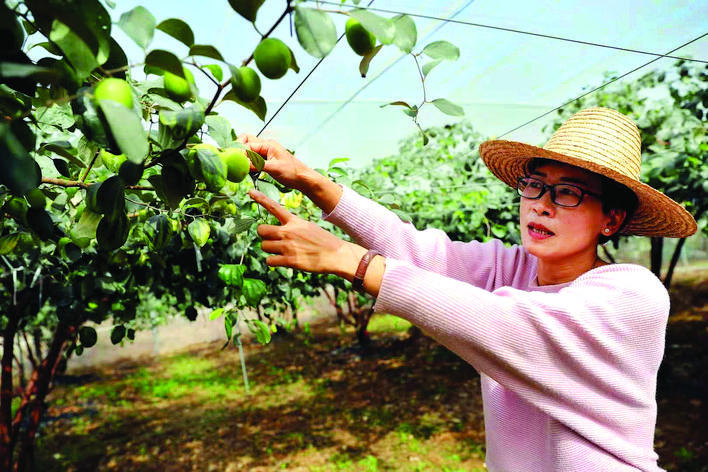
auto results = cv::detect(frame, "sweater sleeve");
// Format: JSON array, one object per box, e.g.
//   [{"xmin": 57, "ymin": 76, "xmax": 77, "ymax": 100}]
[
  {"xmin": 322, "ymin": 184, "xmax": 530, "ymax": 290},
  {"xmin": 373, "ymin": 260, "xmax": 668, "ymax": 464}
]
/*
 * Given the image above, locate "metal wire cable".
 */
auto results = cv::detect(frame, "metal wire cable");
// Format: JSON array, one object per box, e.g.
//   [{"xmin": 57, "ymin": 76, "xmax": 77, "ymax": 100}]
[
  {"xmin": 497, "ymin": 32, "xmax": 708, "ymax": 139},
  {"xmin": 257, "ymin": 0, "xmax": 379, "ymax": 137},
  {"xmin": 308, "ymin": 0, "xmax": 707, "ymax": 64},
  {"xmin": 294, "ymin": 0, "xmax": 476, "ymax": 147}
]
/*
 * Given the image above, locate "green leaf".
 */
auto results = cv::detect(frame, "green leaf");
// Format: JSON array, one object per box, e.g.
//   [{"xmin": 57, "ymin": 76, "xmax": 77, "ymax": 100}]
[
  {"xmin": 0, "ymin": 233, "xmax": 20, "ymax": 255},
  {"xmin": 79, "ymin": 326, "xmax": 97, "ymax": 348},
  {"xmin": 228, "ymin": 0, "xmax": 264, "ymax": 22},
  {"xmin": 242, "ymin": 278, "xmax": 267, "ymax": 307},
  {"xmin": 189, "ymin": 45, "xmax": 224, "ymax": 61},
  {"xmin": 49, "ymin": 20, "xmax": 98, "ymax": 79},
  {"xmin": 118, "ymin": 6, "xmax": 155, "ymax": 49},
  {"xmin": 110, "ymin": 325, "xmax": 126, "ymax": 345},
  {"xmin": 431, "ymin": 98, "xmax": 464, "ymax": 117},
  {"xmin": 159, "ymin": 106, "xmax": 205, "ymax": 140},
  {"xmin": 222, "ymin": 90, "xmax": 267, "ymax": 121},
  {"xmin": 209, "ymin": 307, "xmax": 224, "ymax": 320},
  {"xmin": 191, "ymin": 147, "xmax": 227, "ymax": 192},
  {"xmin": 294, "ymin": 6, "xmax": 337, "ymax": 59},
  {"xmin": 156, "ymin": 18, "xmax": 194, "ymax": 46},
  {"xmin": 392, "ymin": 14, "xmax": 417, "ymax": 53},
  {"xmin": 97, "ymin": 100, "xmax": 148, "ymax": 164},
  {"xmin": 229, "ymin": 217, "xmax": 256, "ymax": 234},
  {"xmin": 0, "ymin": 62, "xmax": 53, "ymax": 78},
  {"xmin": 144, "ymin": 214, "xmax": 173, "ymax": 251},
  {"xmin": 422, "ymin": 59, "xmax": 442, "ymax": 78},
  {"xmin": 144, "ymin": 49, "xmax": 184, "ymax": 77},
  {"xmin": 246, "ymin": 149, "xmax": 265, "ymax": 171},
  {"xmin": 421, "ymin": 40, "xmax": 460, "ymax": 61},
  {"xmin": 38, "ymin": 141, "xmax": 86, "ymax": 167},
  {"xmin": 96, "ymin": 212, "xmax": 129, "ymax": 251},
  {"xmin": 205, "ymin": 115, "xmax": 234, "ymax": 148},
  {"xmin": 96, "ymin": 175, "xmax": 125, "ymax": 217},
  {"xmin": 218, "ymin": 264, "xmax": 246, "ymax": 287},
  {"xmin": 256, "ymin": 181, "xmax": 281, "ymax": 203},
  {"xmin": 247, "ymin": 319, "xmax": 271, "ymax": 344},
  {"xmin": 348, "ymin": 9, "xmax": 395, "ymax": 45},
  {"xmin": 160, "ymin": 162, "xmax": 194, "ymax": 209},
  {"xmin": 202, "ymin": 64, "xmax": 223, "ymax": 81},
  {"xmin": 0, "ymin": 124, "xmax": 41, "ymax": 195},
  {"xmin": 70, "ymin": 209, "xmax": 102, "ymax": 246},
  {"xmin": 358, "ymin": 44, "xmax": 383, "ymax": 77},
  {"xmin": 188, "ymin": 218, "xmax": 210, "ymax": 247},
  {"xmin": 381, "ymin": 100, "xmax": 412, "ymax": 110}
]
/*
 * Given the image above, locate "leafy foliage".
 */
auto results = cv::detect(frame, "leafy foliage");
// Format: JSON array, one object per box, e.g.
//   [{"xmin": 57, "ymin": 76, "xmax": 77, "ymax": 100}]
[{"xmin": 0, "ymin": 1, "xmax": 461, "ymax": 468}]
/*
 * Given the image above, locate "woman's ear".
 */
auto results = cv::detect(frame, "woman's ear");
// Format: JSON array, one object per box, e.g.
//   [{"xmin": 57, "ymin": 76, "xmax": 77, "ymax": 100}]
[{"xmin": 604, "ymin": 208, "xmax": 627, "ymax": 235}]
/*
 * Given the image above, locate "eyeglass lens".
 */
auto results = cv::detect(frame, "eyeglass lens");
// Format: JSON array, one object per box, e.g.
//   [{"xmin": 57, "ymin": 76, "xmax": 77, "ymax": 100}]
[{"xmin": 517, "ymin": 178, "xmax": 584, "ymax": 207}]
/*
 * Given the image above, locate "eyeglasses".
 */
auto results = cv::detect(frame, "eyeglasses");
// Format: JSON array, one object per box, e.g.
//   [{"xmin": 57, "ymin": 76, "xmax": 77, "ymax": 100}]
[{"xmin": 516, "ymin": 176, "xmax": 602, "ymax": 208}]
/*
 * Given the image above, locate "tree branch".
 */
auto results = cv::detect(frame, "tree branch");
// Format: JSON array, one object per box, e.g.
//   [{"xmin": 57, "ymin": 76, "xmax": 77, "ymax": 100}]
[{"xmin": 80, "ymin": 150, "xmax": 100, "ymax": 183}]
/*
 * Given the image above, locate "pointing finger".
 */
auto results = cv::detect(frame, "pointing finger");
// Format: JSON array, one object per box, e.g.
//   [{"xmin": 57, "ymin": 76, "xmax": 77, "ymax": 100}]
[{"xmin": 248, "ymin": 189, "xmax": 292, "ymax": 224}]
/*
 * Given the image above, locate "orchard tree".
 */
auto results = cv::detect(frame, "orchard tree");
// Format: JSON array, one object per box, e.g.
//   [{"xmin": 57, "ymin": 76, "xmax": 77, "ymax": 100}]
[
  {"xmin": 0, "ymin": 0, "xmax": 462, "ymax": 468},
  {"xmin": 547, "ymin": 60, "xmax": 708, "ymax": 287}
]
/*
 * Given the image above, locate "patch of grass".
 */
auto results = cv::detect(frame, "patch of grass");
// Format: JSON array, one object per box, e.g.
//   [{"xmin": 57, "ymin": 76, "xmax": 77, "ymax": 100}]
[{"xmin": 367, "ymin": 314, "xmax": 412, "ymax": 334}]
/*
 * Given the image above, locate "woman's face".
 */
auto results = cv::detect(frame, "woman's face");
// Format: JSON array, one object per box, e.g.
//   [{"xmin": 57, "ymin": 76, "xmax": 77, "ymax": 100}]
[{"xmin": 519, "ymin": 161, "xmax": 612, "ymax": 264}]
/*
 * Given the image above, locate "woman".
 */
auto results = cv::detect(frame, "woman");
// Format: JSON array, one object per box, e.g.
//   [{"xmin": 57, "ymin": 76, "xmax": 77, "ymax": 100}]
[{"xmin": 242, "ymin": 107, "xmax": 696, "ymax": 471}]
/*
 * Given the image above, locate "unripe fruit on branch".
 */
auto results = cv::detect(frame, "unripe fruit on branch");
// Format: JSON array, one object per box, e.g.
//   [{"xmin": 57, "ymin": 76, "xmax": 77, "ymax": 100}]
[
  {"xmin": 231, "ymin": 66, "xmax": 261, "ymax": 102},
  {"xmin": 163, "ymin": 67, "xmax": 195, "ymax": 102},
  {"xmin": 93, "ymin": 78, "xmax": 133, "ymax": 109},
  {"xmin": 220, "ymin": 148, "xmax": 250, "ymax": 183},
  {"xmin": 345, "ymin": 18, "xmax": 376, "ymax": 56},
  {"xmin": 254, "ymin": 38, "xmax": 291, "ymax": 79}
]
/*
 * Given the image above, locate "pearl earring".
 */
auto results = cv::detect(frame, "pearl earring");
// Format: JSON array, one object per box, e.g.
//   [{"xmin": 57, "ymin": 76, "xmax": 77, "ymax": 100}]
[{"xmin": 604, "ymin": 228, "xmax": 611, "ymax": 234}]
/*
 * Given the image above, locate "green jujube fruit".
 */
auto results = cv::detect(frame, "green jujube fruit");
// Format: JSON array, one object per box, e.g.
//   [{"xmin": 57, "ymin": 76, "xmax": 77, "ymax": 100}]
[
  {"xmin": 345, "ymin": 18, "xmax": 376, "ymax": 56},
  {"xmin": 253, "ymin": 38, "xmax": 291, "ymax": 79}
]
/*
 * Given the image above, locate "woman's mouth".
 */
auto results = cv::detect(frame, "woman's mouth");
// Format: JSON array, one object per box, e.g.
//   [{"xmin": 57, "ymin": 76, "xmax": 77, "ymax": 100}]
[{"xmin": 528, "ymin": 223, "xmax": 555, "ymax": 240}]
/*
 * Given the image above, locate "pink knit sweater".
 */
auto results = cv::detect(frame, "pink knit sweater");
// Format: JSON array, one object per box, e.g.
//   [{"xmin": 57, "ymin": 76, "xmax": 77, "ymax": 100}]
[{"xmin": 323, "ymin": 185, "xmax": 667, "ymax": 472}]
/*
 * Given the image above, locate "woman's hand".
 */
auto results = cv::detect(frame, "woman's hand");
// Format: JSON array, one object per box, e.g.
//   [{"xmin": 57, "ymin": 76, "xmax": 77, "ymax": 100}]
[
  {"xmin": 248, "ymin": 189, "xmax": 364, "ymax": 277},
  {"xmin": 240, "ymin": 134, "xmax": 344, "ymax": 214},
  {"xmin": 239, "ymin": 134, "xmax": 313, "ymax": 193}
]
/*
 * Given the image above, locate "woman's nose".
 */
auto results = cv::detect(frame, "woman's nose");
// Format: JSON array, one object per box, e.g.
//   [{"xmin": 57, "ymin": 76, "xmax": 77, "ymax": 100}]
[{"xmin": 531, "ymin": 190, "xmax": 556, "ymax": 216}]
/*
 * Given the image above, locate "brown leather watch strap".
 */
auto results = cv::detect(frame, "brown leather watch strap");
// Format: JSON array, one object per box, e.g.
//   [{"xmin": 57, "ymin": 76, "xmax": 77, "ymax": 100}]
[{"xmin": 352, "ymin": 249, "xmax": 380, "ymax": 292}]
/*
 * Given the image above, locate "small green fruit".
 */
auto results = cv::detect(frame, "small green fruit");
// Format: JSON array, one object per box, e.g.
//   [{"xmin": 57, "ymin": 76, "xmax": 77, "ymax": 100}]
[
  {"xmin": 25, "ymin": 188, "xmax": 46, "ymax": 209},
  {"xmin": 220, "ymin": 148, "xmax": 250, "ymax": 183},
  {"xmin": 163, "ymin": 67, "xmax": 195, "ymax": 102},
  {"xmin": 345, "ymin": 18, "xmax": 376, "ymax": 56},
  {"xmin": 231, "ymin": 66, "xmax": 261, "ymax": 102},
  {"xmin": 99, "ymin": 149, "xmax": 127, "ymax": 173},
  {"xmin": 93, "ymin": 78, "xmax": 133, "ymax": 109},
  {"xmin": 253, "ymin": 38, "xmax": 291, "ymax": 79}
]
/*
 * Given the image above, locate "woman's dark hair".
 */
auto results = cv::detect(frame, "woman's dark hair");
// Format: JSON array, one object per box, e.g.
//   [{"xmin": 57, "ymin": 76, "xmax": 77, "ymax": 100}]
[{"xmin": 525, "ymin": 158, "xmax": 638, "ymax": 244}]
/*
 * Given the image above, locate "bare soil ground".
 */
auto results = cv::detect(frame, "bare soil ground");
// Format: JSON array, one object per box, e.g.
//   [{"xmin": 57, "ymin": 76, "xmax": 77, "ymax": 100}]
[{"xmin": 34, "ymin": 270, "xmax": 708, "ymax": 471}]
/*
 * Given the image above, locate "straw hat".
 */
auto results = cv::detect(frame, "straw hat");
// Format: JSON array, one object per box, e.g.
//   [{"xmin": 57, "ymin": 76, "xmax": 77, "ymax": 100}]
[{"xmin": 479, "ymin": 107, "xmax": 697, "ymax": 238}]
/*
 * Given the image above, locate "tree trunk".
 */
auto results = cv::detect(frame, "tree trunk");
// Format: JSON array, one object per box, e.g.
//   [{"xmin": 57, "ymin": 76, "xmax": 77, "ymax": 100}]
[
  {"xmin": 0, "ymin": 315, "xmax": 18, "ymax": 472},
  {"xmin": 14, "ymin": 323, "xmax": 75, "ymax": 472},
  {"xmin": 663, "ymin": 237, "xmax": 687, "ymax": 289},
  {"xmin": 650, "ymin": 237, "xmax": 664, "ymax": 278}
]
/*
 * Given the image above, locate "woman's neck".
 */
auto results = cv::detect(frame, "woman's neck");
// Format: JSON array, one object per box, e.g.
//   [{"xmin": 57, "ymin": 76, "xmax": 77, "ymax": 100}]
[{"xmin": 536, "ymin": 252, "xmax": 606, "ymax": 286}]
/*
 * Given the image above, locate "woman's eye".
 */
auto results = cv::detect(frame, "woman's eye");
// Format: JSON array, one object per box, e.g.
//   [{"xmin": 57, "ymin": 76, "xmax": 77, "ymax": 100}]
[
  {"xmin": 559, "ymin": 187, "xmax": 581, "ymax": 197},
  {"xmin": 528, "ymin": 180, "xmax": 543, "ymax": 189}
]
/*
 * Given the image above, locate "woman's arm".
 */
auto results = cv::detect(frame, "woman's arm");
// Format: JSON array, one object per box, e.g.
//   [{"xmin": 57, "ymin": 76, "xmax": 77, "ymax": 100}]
[{"xmin": 242, "ymin": 134, "xmax": 522, "ymax": 288}]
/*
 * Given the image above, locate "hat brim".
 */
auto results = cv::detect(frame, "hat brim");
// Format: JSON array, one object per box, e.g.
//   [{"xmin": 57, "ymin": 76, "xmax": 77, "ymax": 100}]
[{"xmin": 479, "ymin": 140, "xmax": 697, "ymax": 238}]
